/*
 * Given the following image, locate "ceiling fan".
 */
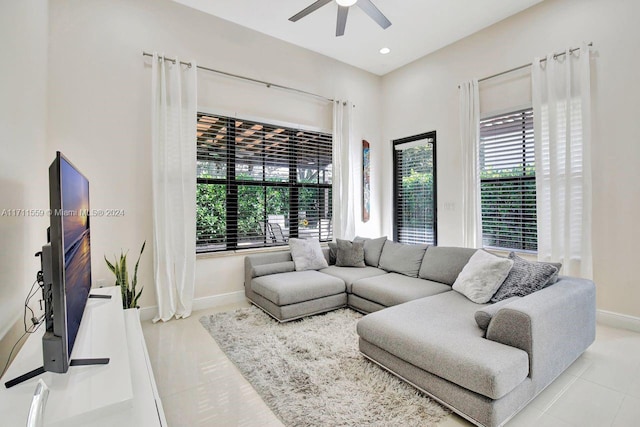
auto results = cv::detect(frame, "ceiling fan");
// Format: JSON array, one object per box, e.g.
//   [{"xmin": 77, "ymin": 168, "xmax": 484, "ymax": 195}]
[{"xmin": 289, "ymin": 0, "xmax": 392, "ymax": 37}]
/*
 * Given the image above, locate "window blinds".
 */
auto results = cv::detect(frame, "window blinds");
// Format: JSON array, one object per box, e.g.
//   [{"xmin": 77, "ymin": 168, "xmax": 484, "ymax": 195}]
[
  {"xmin": 196, "ymin": 113, "xmax": 333, "ymax": 252},
  {"xmin": 479, "ymin": 108, "xmax": 537, "ymax": 251},
  {"xmin": 393, "ymin": 132, "xmax": 437, "ymax": 245}
]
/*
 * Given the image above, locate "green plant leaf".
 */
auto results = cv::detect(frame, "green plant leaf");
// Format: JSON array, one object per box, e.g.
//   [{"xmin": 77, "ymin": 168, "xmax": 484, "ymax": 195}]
[
  {"xmin": 105, "ymin": 256, "xmax": 119, "ymax": 286},
  {"xmin": 104, "ymin": 256, "xmax": 116, "ymax": 274},
  {"xmin": 133, "ymin": 286, "xmax": 144, "ymax": 309},
  {"xmin": 105, "ymin": 244, "xmax": 145, "ymax": 310},
  {"xmin": 131, "ymin": 241, "xmax": 145, "ymax": 306},
  {"xmin": 120, "ymin": 252, "xmax": 128, "ymax": 289}
]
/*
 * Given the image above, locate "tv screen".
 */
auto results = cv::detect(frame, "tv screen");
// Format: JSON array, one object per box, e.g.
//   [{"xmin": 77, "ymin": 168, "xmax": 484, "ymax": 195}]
[
  {"xmin": 43, "ymin": 152, "xmax": 92, "ymax": 373},
  {"xmin": 59, "ymin": 155, "xmax": 91, "ymax": 354}
]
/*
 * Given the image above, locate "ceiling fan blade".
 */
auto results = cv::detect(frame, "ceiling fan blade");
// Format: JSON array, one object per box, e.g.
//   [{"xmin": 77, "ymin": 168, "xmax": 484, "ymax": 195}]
[
  {"xmin": 336, "ymin": 6, "xmax": 349, "ymax": 36},
  {"xmin": 289, "ymin": 0, "xmax": 333, "ymax": 22},
  {"xmin": 356, "ymin": 0, "xmax": 391, "ymax": 29}
]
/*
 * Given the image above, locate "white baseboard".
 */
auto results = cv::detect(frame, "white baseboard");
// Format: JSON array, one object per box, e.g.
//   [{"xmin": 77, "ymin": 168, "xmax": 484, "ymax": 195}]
[
  {"xmin": 597, "ymin": 309, "xmax": 640, "ymax": 333},
  {"xmin": 139, "ymin": 291, "xmax": 246, "ymax": 321}
]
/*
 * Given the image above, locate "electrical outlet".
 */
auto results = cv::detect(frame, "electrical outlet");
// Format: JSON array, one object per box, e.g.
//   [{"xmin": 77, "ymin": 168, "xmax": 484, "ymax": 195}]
[{"xmin": 444, "ymin": 202, "xmax": 455, "ymax": 211}]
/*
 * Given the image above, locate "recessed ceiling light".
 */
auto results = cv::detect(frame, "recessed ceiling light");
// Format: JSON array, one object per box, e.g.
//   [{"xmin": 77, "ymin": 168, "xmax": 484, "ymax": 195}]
[
  {"xmin": 336, "ymin": 0, "xmax": 357, "ymax": 6},
  {"xmin": 379, "ymin": 47, "xmax": 391, "ymax": 55}
]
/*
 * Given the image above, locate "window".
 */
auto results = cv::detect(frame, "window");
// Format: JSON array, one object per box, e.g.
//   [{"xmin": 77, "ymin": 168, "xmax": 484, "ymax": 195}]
[
  {"xmin": 393, "ymin": 132, "xmax": 437, "ymax": 245},
  {"xmin": 196, "ymin": 113, "xmax": 333, "ymax": 252},
  {"xmin": 479, "ymin": 108, "xmax": 536, "ymax": 251}
]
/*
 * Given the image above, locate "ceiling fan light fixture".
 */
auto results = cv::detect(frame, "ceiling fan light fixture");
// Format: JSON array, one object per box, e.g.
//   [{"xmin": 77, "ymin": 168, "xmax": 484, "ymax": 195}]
[{"xmin": 289, "ymin": 0, "xmax": 391, "ymax": 38}]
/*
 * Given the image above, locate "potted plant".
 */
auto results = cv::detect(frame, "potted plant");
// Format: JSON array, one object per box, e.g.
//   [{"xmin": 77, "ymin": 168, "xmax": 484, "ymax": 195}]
[{"xmin": 105, "ymin": 241, "xmax": 146, "ymax": 309}]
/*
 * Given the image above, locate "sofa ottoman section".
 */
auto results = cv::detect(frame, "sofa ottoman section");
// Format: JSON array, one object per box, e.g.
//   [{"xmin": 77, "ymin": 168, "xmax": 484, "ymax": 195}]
[
  {"xmin": 250, "ymin": 270, "xmax": 346, "ymax": 321},
  {"xmin": 252, "ymin": 270, "xmax": 344, "ymax": 305}
]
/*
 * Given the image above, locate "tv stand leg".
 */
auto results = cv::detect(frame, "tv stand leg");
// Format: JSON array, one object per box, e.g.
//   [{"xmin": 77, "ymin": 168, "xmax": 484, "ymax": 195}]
[
  {"xmin": 4, "ymin": 359, "xmax": 109, "ymax": 389},
  {"xmin": 4, "ymin": 366, "xmax": 45, "ymax": 389},
  {"xmin": 69, "ymin": 358, "xmax": 110, "ymax": 366}
]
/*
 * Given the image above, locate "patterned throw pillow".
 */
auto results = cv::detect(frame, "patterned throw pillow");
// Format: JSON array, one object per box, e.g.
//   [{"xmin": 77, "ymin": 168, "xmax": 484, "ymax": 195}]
[
  {"xmin": 335, "ymin": 239, "xmax": 366, "ymax": 268},
  {"xmin": 490, "ymin": 252, "xmax": 559, "ymax": 302}
]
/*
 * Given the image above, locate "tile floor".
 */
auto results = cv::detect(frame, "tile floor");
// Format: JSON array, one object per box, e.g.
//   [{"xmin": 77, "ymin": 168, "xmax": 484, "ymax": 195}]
[{"xmin": 142, "ymin": 302, "xmax": 640, "ymax": 427}]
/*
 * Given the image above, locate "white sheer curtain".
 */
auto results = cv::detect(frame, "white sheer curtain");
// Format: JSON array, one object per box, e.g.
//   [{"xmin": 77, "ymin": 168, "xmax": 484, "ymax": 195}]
[
  {"xmin": 151, "ymin": 53, "xmax": 197, "ymax": 321},
  {"xmin": 459, "ymin": 80, "xmax": 482, "ymax": 248},
  {"xmin": 332, "ymin": 100, "xmax": 355, "ymax": 240},
  {"xmin": 532, "ymin": 43, "xmax": 592, "ymax": 278}
]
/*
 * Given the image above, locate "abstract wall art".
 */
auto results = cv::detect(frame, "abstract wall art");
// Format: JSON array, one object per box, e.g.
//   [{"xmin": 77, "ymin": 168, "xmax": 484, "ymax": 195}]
[{"xmin": 362, "ymin": 140, "xmax": 370, "ymax": 222}]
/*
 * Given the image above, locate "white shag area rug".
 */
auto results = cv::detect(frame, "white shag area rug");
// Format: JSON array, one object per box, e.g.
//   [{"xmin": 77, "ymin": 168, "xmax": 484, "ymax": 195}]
[{"xmin": 199, "ymin": 306, "xmax": 449, "ymax": 426}]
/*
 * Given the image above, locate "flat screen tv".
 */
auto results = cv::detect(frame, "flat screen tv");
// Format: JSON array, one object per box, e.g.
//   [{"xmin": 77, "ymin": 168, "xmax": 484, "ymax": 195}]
[{"xmin": 42, "ymin": 152, "xmax": 92, "ymax": 373}]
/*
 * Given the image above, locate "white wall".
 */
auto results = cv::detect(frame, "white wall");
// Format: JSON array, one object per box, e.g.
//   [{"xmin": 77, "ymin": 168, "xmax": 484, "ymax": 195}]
[
  {"xmin": 46, "ymin": 0, "xmax": 383, "ymax": 310},
  {"xmin": 381, "ymin": 0, "xmax": 640, "ymax": 317},
  {"xmin": 0, "ymin": 0, "xmax": 49, "ymax": 364}
]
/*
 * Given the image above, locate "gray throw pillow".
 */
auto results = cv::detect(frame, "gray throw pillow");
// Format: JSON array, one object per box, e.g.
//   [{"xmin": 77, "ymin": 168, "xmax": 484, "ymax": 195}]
[
  {"xmin": 289, "ymin": 238, "xmax": 329, "ymax": 271},
  {"xmin": 353, "ymin": 236, "xmax": 387, "ymax": 267},
  {"xmin": 335, "ymin": 239, "xmax": 366, "ymax": 268},
  {"xmin": 378, "ymin": 240, "xmax": 428, "ymax": 277},
  {"xmin": 474, "ymin": 297, "xmax": 521, "ymax": 331},
  {"xmin": 328, "ymin": 242, "xmax": 338, "ymax": 264},
  {"xmin": 490, "ymin": 252, "xmax": 559, "ymax": 302}
]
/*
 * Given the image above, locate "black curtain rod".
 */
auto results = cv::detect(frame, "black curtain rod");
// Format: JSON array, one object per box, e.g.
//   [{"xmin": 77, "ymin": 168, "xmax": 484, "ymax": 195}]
[
  {"xmin": 142, "ymin": 51, "xmax": 334, "ymax": 103},
  {"xmin": 459, "ymin": 42, "xmax": 593, "ymax": 88}
]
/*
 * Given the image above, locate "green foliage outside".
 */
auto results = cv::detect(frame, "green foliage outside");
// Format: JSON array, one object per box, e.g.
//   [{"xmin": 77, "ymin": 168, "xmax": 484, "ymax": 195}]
[
  {"xmin": 196, "ymin": 183, "xmax": 226, "ymax": 244},
  {"xmin": 480, "ymin": 165, "xmax": 537, "ymax": 251},
  {"xmin": 400, "ymin": 170, "xmax": 434, "ymax": 226},
  {"xmin": 196, "ymin": 172, "xmax": 325, "ymax": 247},
  {"xmin": 397, "ymin": 146, "xmax": 435, "ymax": 241},
  {"xmin": 481, "ymin": 165, "xmax": 535, "ymax": 179}
]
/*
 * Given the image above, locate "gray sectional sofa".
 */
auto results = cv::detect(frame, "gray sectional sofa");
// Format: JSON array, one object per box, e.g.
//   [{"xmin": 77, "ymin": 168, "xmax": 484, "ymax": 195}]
[{"xmin": 243, "ymin": 240, "xmax": 596, "ymax": 427}]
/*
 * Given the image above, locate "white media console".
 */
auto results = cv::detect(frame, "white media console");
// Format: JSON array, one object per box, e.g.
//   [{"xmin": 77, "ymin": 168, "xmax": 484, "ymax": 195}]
[{"xmin": 0, "ymin": 287, "xmax": 166, "ymax": 426}]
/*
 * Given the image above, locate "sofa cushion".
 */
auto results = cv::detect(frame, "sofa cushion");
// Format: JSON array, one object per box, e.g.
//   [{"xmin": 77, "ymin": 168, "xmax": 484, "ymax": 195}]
[
  {"xmin": 289, "ymin": 238, "xmax": 329, "ymax": 271},
  {"xmin": 320, "ymin": 266, "xmax": 387, "ymax": 293},
  {"xmin": 353, "ymin": 236, "xmax": 387, "ymax": 267},
  {"xmin": 252, "ymin": 261, "xmax": 295, "ymax": 278},
  {"xmin": 452, "ymin": 250, "xmax": 514, "ymax": 303},
  {"xmin": 351, "ymin": 273, "xmax": 450, "ymax": 307},
  {"xmin": 474, "ymin": 297, "xmax": 521, "ymax": 330},
  {"xmin": 251, "ymin": 270, "xmax": 344, "ymax": 305},
  {"xmin": 335, "ymin": 239, "xmax": 366, "ymax": 267},
  {"xmin": 490, "ymin": 253, "xmax": 559, "ymax": 302},
  {"xmin": 378, "ymin": 241, "xmax": 428, "ymax": 277},
  {"xmin": 419, "ymin": 246, "xmax": 477, "ymax": 285},
  {"xmin": 357, "ymin": 291, "xmax": 530, "ymax": 399}
]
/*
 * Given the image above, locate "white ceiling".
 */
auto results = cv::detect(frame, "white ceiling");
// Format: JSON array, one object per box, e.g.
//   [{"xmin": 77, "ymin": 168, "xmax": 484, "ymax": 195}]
[{"xmin": 173, "ymin": 0, "xmax": 543, "ymax": 76}]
